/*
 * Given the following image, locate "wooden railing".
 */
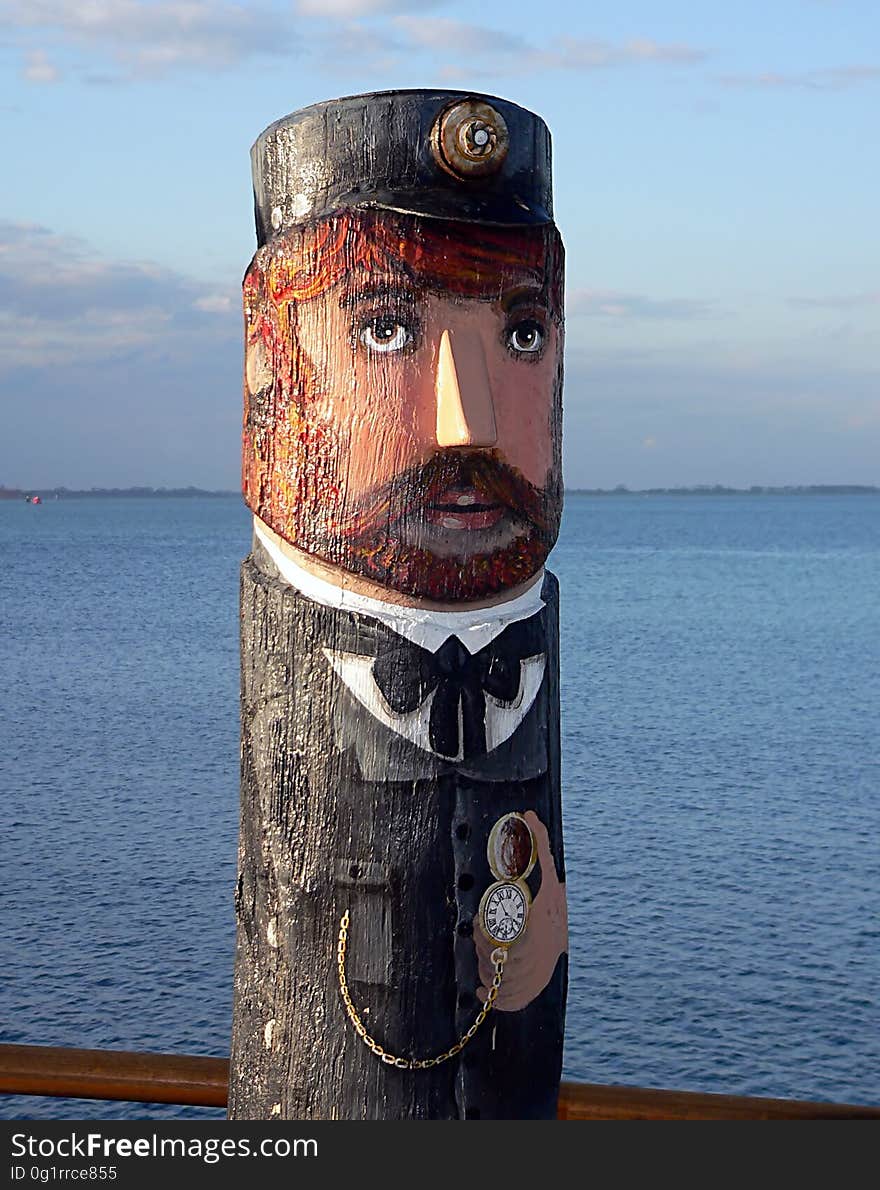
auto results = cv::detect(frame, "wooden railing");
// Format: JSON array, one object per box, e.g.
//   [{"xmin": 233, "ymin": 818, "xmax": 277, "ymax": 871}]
[{"xmin": 1, "ymin": 1044, "xmax": 878, "ymax": 1119}]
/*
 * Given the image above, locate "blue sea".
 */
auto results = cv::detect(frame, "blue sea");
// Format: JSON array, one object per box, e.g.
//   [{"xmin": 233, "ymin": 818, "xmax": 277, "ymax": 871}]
[{"xmin": 1, "ymin": 494, "xmax": 878, "ymax": 1118}]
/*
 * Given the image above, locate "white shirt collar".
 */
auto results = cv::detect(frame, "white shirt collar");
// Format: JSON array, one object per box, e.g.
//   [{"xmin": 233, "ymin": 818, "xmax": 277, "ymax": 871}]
[{"xmin": 253, "ymin": 517, "xmax": 545, "ymax": 655}]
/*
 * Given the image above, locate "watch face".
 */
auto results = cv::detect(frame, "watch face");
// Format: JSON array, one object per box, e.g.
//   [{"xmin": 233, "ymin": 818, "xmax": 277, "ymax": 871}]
[{"xmin": 479, "ymin": 881, "xmax": 530, "ymax": 945}]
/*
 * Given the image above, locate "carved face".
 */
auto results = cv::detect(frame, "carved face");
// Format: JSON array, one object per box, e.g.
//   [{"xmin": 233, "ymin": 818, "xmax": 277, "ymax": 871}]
[{"xmin": 243, "ymin": 210, "xmax": 564, "ymax": 602}]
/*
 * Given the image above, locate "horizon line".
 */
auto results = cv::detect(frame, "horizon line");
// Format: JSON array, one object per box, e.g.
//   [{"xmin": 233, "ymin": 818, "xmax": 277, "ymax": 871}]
[{"xmin": 3, "ymin": 483, "xmax": 878, "ymax": 498}]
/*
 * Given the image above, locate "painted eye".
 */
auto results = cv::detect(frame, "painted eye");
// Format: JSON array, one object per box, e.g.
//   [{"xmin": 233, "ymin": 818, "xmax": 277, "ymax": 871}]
[
  {"xmin": 507, "ymin": 319, "xmax": 545, "ymax": 355},
  {"xmin": 359, "ymin": 318, "xmax": 412, "ymax": 354}
]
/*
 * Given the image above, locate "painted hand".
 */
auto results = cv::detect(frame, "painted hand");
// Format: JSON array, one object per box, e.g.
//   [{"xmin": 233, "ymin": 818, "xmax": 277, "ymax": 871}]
[{"xmin": 475, "ymin": 810, "xmax": 568, "ymax": 1013}]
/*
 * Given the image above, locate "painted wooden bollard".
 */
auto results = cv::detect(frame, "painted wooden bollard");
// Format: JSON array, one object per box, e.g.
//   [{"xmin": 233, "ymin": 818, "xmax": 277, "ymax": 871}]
[{"xmin": 228, "ymin": 89, "xmax": 567, "ymax": 1120}]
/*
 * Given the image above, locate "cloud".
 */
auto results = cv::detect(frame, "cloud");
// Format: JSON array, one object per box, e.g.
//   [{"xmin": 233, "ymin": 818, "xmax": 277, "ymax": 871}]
[
  {"xmin": 568, "ymin": 289, "xmax": 718, "ymax": 321},
  {"xmin": 22, "ymin": 48, "xmax": 59, "ymax": 82},
  {"xmin": 561, "ymin": 351, "xmax": 880, "ymax": 488},
  {"xmin": 572, "ymin": 35, "xmax": 706, "ymax": 66},
  {"xmin": 719, "ymin": 64, "xmax": 880, "ymax": 91},
  {"xmin": 1, "ymin": 0, "xmax": 295, "ymax": 76},
  {"xmin": 0, "ymin": 221, "xmax": 243, "ymax": 488},
  {"xmin": 788, "ymin": 292, "xmax": 880, "ymax": 310},
  {"xmin": 393, "ymin": 18, "xmax": 708, "ymax": 73},
  {"xmin": 297, "ymin": 0, "xmax": 442, "ymax": 15},
  {"xmin": 306, "ymin": 15, "xmax": 707, "ymax": 80},
  {"xmin": 194, "ymin": 295, "xmax": 235, "ymax": 314},
  {"xmin": 393, "ymin": 16, "xmax": 529, "ymax": 54},
  {"xmin": 2, "ymin": 0, "xmax": 708, "ymax": 81},
  {"xmin": 311, "ymin": 19, "xmax": 406, "ymax": 72},
  {"xmin": 0, "ymin": 221, "xmax": 238, "ymax": 368}
]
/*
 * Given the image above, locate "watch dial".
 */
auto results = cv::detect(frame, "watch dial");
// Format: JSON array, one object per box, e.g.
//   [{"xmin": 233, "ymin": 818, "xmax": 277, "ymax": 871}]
[{"xmin": 483, "ymin": 882, "xmax": 528, "ymax": 944}]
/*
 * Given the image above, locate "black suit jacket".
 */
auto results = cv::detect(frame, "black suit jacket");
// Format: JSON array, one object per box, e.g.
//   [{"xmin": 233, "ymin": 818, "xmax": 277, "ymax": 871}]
[{"xmin": 233, "ymin": 544, "xmax": 566, "ymax": 1119}]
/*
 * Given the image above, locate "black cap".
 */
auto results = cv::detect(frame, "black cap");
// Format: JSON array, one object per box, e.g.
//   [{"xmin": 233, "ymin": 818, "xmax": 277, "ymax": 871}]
[{"xmin": 251, "ymin": 88, "xmax": 553, "ymax": 246}]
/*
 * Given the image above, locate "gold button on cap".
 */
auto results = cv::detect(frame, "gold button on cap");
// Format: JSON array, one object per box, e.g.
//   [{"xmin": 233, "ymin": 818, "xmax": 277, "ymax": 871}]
[{"xmin": 432, "ymin": 99, "xmax": 510, "ymax": 180}]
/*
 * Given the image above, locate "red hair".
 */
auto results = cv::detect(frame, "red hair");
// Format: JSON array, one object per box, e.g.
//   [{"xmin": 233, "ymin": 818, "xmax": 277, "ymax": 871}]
[{"xmin": 248, "ymin": 207, "xmax": 564, "ymax": 316}]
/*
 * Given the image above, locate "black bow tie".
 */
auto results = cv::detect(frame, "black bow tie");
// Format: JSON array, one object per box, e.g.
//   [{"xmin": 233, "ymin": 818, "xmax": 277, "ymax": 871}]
[{"xmin": 369, "ymin": 613, "xmax": 546, "ymax": 760}]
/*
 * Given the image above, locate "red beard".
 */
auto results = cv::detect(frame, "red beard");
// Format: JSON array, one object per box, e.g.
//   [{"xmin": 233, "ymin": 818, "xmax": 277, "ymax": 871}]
[
  {"xmin": 344, "ymin": 529, "xmax": 552, "ymax": 601},
  {"xmin": 294, "ymin": 451, "xmax": 561, "ymax": 601}
]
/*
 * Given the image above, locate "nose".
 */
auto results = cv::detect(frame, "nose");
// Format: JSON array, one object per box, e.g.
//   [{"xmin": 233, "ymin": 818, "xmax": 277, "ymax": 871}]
[{"xmin": 434, "ymin": 328, "xmax": 498, "ymax": 448}]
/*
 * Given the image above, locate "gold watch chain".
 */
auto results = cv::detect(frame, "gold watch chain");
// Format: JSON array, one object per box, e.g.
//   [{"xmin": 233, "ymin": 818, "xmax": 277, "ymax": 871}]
[{"xmin": 336, "ymin": 910, "xmax": 506, "ymax": 1070}]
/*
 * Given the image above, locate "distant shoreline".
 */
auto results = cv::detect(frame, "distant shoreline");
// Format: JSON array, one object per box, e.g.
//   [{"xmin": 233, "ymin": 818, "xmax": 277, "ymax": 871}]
[
  {"xmin": 0, "ymin": 486, "xmax": 237, "ymax": 500},
  {"xmin": 1, "ymin": 483, "xmax": 878, "ymax": 501},
  {"xmin": 569, "ymin": 484, "xmax": 879, "ymax": 496}
]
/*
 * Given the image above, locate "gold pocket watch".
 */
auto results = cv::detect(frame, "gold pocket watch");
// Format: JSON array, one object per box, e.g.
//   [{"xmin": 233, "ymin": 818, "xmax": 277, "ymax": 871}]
[{"xmin": 478, "ymin": 812, "xmax": 536, "ymax": 947}]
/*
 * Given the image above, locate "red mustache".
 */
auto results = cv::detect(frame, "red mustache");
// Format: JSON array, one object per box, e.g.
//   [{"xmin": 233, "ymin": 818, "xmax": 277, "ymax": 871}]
[{"xmin": 331, "ymin": 451, "xmax": 555, "ymax": 538}]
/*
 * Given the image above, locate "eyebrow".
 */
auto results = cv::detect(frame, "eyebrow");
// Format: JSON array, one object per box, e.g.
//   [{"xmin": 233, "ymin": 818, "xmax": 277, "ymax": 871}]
[
  {"xmin": 339, "ymin": 283, "xmax": 419, "ymax": 309},
  {"xmin": 500, "ymin": 286, "xmax": 549, "ymax": 313},
  {"xmin": 338, "ymin": 280, "xmax": 550, "ymax": 312}
]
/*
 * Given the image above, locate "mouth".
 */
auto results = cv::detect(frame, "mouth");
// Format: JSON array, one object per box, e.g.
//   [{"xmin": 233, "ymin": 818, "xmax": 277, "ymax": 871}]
[{"xmin": 424, "ymin": 486, "xmax": 506, "ymax": 531}]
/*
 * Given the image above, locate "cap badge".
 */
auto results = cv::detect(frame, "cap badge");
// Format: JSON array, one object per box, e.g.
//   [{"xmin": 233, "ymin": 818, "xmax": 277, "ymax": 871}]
[{"xmin": 431, "ymin": 99, "xmax": 510, "ymax": 180}]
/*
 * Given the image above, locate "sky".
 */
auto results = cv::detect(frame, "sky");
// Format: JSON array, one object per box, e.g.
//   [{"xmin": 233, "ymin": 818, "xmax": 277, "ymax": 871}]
[{"xmin": 0, "ymin": 0, "xmax": 878, "ymax": 490}]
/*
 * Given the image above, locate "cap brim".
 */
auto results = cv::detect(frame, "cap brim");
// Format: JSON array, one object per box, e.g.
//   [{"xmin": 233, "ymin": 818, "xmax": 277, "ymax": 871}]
[{"xmin": 327, "ymin": 186, "xmax": 552, "ymax": 227}]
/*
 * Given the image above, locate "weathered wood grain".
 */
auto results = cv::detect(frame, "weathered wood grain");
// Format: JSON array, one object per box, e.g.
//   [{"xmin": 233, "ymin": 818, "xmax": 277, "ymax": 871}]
[
  {"xmin": 230, "ymin": 89, "xmax": 567, "ymax": 1120},
  {"xmin": 228, "ymin": 551, "xmax": 566, "ymax": 1119}
]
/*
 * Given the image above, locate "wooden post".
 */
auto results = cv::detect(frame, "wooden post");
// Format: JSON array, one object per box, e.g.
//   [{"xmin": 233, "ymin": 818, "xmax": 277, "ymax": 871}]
[{"xmin": 228, "ymin": 90, "xmax": 567, "ymax": 1120}]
